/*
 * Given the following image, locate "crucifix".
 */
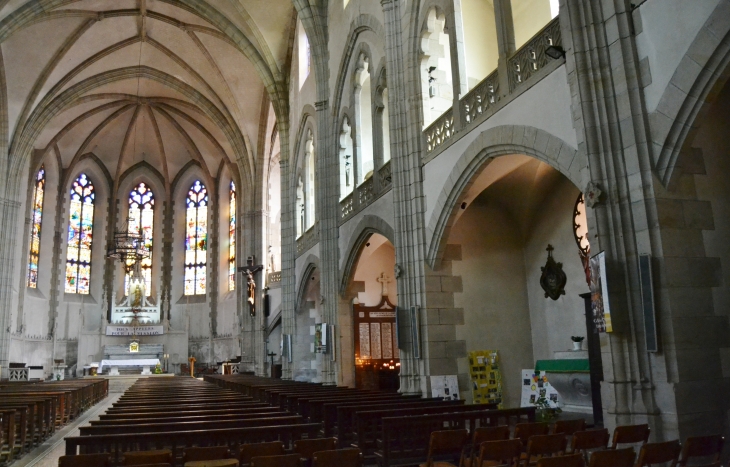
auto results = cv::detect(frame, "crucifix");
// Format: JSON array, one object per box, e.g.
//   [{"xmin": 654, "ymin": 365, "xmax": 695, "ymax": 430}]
[
  {"xmin": 376, "ymin": 272, "xmax": 392, "ymax": 297},
  {"xmin": 267, "ymin": 351, "xmax": 277, "ymax": 379},
  {"xmin": 239, "ymin": 256, "xmax": 264, "ymax": 317}
]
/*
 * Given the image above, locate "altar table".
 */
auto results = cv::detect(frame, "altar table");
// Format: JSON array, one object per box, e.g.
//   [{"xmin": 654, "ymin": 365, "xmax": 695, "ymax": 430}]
[{"xmin": 99, "ymin": 359, "xmax": 160, "ymax": 375}]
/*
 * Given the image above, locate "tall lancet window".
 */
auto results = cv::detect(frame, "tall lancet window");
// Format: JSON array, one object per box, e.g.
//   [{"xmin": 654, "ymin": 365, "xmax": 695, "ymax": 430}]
[
  {"xmin": 339, "ymin": 117, "xmax": 354, "ymax": 200},
  {"xmin": 27, "ymin": 166, "xmax": 45, "ymax": 288},
  {"xmin": 126, "ymin": 182, "xmax": 154, "ymax": 295},
  {"xmin": 185, "ymin": 180, "xmax": 208, "ymax": 296},
  {"xmin": 296, "ymin": 177, "xmax": 304, "ymax": 238},
  {"xmin": 229, "ymin": 181, "xmax": 236, "ymax": 291},
  {"xmin": 304, "ymin": 131, "xmax": 315, "ymax": 230},
  {"xmin": 65, "ymin": 173, "xmax": 95, "ymax": 294}
]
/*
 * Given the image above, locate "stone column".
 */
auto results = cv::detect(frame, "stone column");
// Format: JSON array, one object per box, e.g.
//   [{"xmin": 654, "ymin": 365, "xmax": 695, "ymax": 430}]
[
  {"xmin": 0, "ymin": 192, "xmax": 23, "ymax": 376},
  {"xmin": 492, "ymin": 0, "xmax": 515, "ymax": 97},
  {"xmin": 278, "ymin": 123, "xmax": 295, "ymax": 380}
]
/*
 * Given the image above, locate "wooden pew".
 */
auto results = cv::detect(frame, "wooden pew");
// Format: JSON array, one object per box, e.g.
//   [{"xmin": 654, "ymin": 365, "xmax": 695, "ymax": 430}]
[{"xmin": 0, "ymin": 411, "xmax": 15, "ymax": 462}]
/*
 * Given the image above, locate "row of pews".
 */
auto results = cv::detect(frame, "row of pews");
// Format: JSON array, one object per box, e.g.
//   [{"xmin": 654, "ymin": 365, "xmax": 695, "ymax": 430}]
[{"xmin": 0, "ymin": 378, "xmax": 108, "ymax": 463}]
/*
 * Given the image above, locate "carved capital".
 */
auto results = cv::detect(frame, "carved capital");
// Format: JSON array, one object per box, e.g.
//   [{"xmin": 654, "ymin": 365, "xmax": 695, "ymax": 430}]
[
  {"xmin": 315, "ymin": 100, "xmax": 328, "ymax": 111},
  {"xmin": 584, "ymin": 181, "xmax": 603, "ymax": 208}
]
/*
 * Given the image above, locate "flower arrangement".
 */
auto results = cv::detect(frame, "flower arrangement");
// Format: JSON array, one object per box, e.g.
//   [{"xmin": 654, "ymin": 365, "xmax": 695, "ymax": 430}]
[
  {"xmin": 153, "ymin": 363, "xmax": 163, "ymax": 374},
  {"xmin": 571, "ymin": 336, "xmax": 585, "ymax": 343}
]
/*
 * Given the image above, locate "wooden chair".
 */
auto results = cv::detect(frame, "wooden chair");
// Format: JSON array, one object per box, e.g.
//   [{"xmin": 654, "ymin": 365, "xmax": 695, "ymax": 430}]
[
  {"xmin": 678, "ymin": 435, "xmax": 724, "ymax": 466},
  {"xmin": 470, "ymin": 439, "xmax": 522, "ymax": 467},
  {"xmin": 239, "ymin": 442, "xmax": 285, "ymax": 466},
  {"xmin": 183, "ymin": 446, "xmax": 231, "ymax": 463},
  {"xmin": 635, "ymin": 440, "xmax": 681, "ymax": 467},
  {"xmin": 58, "ymin": 453, "xmax": 111, "ymax": 467},
  {"xmin": 123, "ymin": 450, "xmax": 173, "ymax": 466},
  {"xmin": 312, "ymin": 448, "xmax": 362, "ymax": 467},
  {"xmin": 294, "ymin": 437, "xmax": 337, "ymax": 463},
  {"xmin": 461, "ymin": 426, "xmax": 511, "ymax": 467},
  {"xmin": 514, "ymin": 423, "xmax": 550, "ymax": 445},
  {"xmin": 536, "ymin": 453, "xmax": 585, "ymax": 467},
  {"xmin": 571, "ymin": 429, "xmax": 610, "ymax": 461},
  {"xmin": 420, "ymin": 429, "xmax": 470, "ymax": 467},
  {"xmin": 520, "ymin": 434, "xmax": 568, "ymax": 467},
  {"xmin": 553, "ymin": 420, "xmax": 586, "ymax": 436},
  {"xmin": 587, "ymin": 448, "xmax": 635, "ymax": 467},
  {"xmin": 610, "ymin": 424, "xmax": 650, "ymax": 449},
  {"xmin": 250, "ymin": 454, "xmax": 301, "ymax": 467}
]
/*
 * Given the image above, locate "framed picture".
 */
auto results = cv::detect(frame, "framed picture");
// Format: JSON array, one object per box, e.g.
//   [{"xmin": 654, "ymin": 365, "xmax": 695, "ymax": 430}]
[
  {"xmin": 315, "ymin": 323, "xmax": 328, "ymax": 353},
  {"xmin": 589, "ymin": 251, "xmax": 613, "ymax": 332}
]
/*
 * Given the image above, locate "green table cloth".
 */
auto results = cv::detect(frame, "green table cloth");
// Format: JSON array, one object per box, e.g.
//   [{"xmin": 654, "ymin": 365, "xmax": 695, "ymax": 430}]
[{"xmin": 535, "ymin": 359, "xmax": 590, "ymax": 373}]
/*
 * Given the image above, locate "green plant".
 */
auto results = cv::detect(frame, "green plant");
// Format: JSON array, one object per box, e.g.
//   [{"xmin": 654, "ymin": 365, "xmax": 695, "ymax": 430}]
[
  {"xmin": 571, "ymin": 336, "xmax": 585, "ymax": 342},
  {"xmin": 534, "ymin": 393, "xmax": 562, "ymax": 422}
]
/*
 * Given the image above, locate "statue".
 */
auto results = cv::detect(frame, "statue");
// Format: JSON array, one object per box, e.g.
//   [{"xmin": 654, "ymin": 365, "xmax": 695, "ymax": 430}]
[
  {"xmin": 188, "ymin": 356, "xmax": 196, "ymax": 377},
  {"xmin": 239, "ymin": 256, "xmax": 263, "ymax": 317}
]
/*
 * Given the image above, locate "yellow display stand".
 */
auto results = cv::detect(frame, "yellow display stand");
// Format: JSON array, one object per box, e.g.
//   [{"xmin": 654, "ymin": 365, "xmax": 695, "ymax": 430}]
[{"xmin": 468, "ymin": 350, "xmax": 503, "ymax": 408}]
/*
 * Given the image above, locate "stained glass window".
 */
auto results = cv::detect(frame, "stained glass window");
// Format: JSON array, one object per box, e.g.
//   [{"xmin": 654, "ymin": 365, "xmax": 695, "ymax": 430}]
[
  {"xmin": 65, "ymin": 173, "xmax": 95, "ymax": 294},
  {"xmin": 229, "ymin": 181, "xmax": 236, "ymax": 291},
  {"xmin": 185, "ymin": 180, "xmax": 208, "ymax": 296},
  {"xmin": 126, "ymin": 182, "xmax": 154, "ymax": 295},
  {"xmin": 27, "ymin": 166, "xmax": 45, "ymax": 288}
]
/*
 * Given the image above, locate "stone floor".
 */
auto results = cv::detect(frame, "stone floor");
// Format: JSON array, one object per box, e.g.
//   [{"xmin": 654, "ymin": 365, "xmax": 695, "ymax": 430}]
[{"xmin": 8, "ymin": 393, "xmax": 121, "ymax": 467}]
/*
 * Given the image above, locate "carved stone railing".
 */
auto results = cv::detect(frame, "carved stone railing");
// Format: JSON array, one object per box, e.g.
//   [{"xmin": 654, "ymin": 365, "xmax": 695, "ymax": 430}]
[
  {"xmin": 508, "ymin": 17, "xmax": 562, "ymax": 92},
  {"xmin": 378, "ymin": 161, "xmax": 392, "ymax": 191},
  {"xmin": 462, "ymin": 70, "xmax": 500, "ymax": 126},
  {"xmin": 9, "ymin": 368, "xmax": 29, "ymax": 381},
  {"xmin": 341, "ymin": 193, "xmax": 354, "ymax": 220},
  {"xmin": 358, "ymin": 177, "xmax": 375, "ymax": 206},
  {"xmin": 296, "ymin": 225, "xmax": 319, "ymax": 255},
  {"xmin": 267, "ymin": 271, "xmax": 281, "ymax": 284},
  {"xmin": 424, "ymin": 107, "xmax": 454, "ymax": 152}
]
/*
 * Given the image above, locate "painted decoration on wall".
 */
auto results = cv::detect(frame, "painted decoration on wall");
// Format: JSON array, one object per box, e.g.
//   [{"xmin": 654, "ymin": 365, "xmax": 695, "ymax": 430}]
[
  {"xmin": 468, "ymin": 350, "xmax": 503, "ymax": 407},
  {"xmin": 520, "ymin": 369, "xmax": 561, "ymax": 408},
  {"xmin": 65, "ymin": 173, "xmax": 95, "ymax": 294},
  {"xmin": 27, "ymin": 166, "xmax": 45, "ymax": 288},
  {"xmin": 229, "ymin": 181, "xmax": 236, "ymax": 291},
  {"xmin": 589, "ymin": 251, "xmax": 612, "ymax": 332},
  {"xmin": 431, "ymin": 375, "xmax": 460, "ymax": 400},
  {"xmin": 540, "ymin": 244, "xmax": 567, "ymax": 300},
  {"xmin": 184, "ymin": 180, "xmax": 208, "ymax": 296},
  {"xmin": 126, "ymin": 182, "xmax": 154, "ymax": 295}
]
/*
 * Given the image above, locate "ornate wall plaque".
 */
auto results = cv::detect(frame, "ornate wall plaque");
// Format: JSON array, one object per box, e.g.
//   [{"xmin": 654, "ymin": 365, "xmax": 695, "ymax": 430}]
[{"xmin": 540, "ymin": 245, "xmax": 567, "ymax": 301}]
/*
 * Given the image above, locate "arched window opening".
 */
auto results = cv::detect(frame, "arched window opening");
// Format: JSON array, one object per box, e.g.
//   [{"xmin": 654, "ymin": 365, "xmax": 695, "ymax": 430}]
[
  {"xmin": 511, "ymin": 0, "xmax": 559, "ymax": 49},
  {"xmin": 27, "ymin": 166, "xmax": 45, "ymax": 288},
  {"xmin": 355, "ymin": 54, "xmax": 374, "ymax": 185},
  {"xmin": 229, "ymin": 181, "xmax": 236, "ymax": 291},
  {"xmin": 339, "ymin": 117, "xmax": 354, "ymax": 200},
  {"xmin": 185, "ymin": 180, "xmax": 208, "ymax": 296},
  {"xmin": 65, "ymin": 173, "xmax": 95, "ymax": 294},
  {"xmin": 304, "ymin": 131, "xmax": 316, "ymax": 230},
  {"xmin": 420, "ymin": 8, "xmax": 454, "ymax": 127},
  {"xmin": 296, "ymin": 177, "xmax": 304, "ymax": 238},
  {"xmin": 126, "ymin": 182, "xmax": 154, "ymax": 296},
  {"xmin": 460, "ymin": 0, "xmax": 499, "ymax": 89},
  {"xmin": 298, "ymin": 20, "xmax": 311, "ymax": 89},
  {"xmin": 381, "ymin": 88, "xmax": 391, "ymax": 164}
]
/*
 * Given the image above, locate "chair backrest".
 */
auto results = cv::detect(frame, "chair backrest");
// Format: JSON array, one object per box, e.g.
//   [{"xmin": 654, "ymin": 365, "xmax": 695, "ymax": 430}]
[
  {"xmin": 553, "ymin": 419, "xmax": 587, "ymax": 435},
  {"xmin": 588, "ymin": 448, "xmax": 636, "ymax": 467},
  {"xmin": 424, "ymin": 429, "xmax": 469, "ymax": 467},
  {"xmin": 473, "ymin": 425, "xmax": 511, "ymax": 445},
  {"xmin": 636, "ymin": 440, "xmax": 682, "ymax": 467},
  {"xmin": 312, "ymin": 448, "xmax": 362, "ymax": 467},
  {"xmin": 611, "ymin": 424, "xmax": 650, "ymax": 448},
  {"xmin": 526, "ymin": 434, "xmax": 568, "ymax": 458},
  {"xmin": 122, "ymin": 449, "xmax": 173, "ymax": 466},
  {"xmin": 250, "ymin": 453, "xmax": 301, "ymax": 467},
  {"xmin": 294, "ymin": 437, "xmax": 337, "ymax": 460},
  {"xmin": 240, "ymin": 442, "xmax": 285, "ymax": 464},
  {"xmin": 476, "ymin": 439, "xmax": 523, "ymax": 466},
  {"xmin": 572, "ymin": 429, "xmax": 610, "ymax": 453},
  {"xmin": 536, "ymin": 453, "xmax": 585, "ymax": 467},
  {"xmin": 59, "ymin": 453, "xmax": 111, "ymax": 467},
  {"xmin": 679, "ymin": 435, "xmax": 724, "ymax": 464},
  {"xmin": 515, "ymin": 422, "xmax": 550, "ymax": 444},
  {"xmin": 183, "ymin": 446, "xmax": 231, "ymax": 462}
]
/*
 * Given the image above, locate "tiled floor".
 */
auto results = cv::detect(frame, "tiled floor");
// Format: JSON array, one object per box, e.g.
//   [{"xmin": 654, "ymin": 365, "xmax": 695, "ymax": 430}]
[{"xmin": 10, "ymin": 393, "xmax": 121, "ymax": 467}]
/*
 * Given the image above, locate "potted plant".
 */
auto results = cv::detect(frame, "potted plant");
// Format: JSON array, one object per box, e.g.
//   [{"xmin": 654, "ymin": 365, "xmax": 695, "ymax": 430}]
[
  {"xmin": 534, "ymin": 393, "xmax": 561, "ymax": 422},
  {"xmin": 571, "ymin": 336, "xmax": 585, "ymax": 351}
]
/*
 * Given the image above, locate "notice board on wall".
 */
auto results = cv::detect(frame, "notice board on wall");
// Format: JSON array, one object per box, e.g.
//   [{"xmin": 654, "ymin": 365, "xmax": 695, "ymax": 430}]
[
  {"xmin": 468, "ymin": 350, "xmax": 503, "ymax": 407},
  {"xmin": 520, "ymin": 369, "xmax": 561, "ymax": 408}
]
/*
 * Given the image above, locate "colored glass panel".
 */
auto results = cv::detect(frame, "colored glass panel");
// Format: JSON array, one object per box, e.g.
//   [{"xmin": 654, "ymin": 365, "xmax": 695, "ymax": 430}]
[
  {"xmin": 125, "ymin": 182, "xmax": 154, "ymax": 295},
  {"xmin": 229, "ymin": 181, "xmax": 236, "ymax": 291},
  {"xmin": 27, "ymin": 166, "xmax": 45, "ymax": 287},
  {"xmin": 65, "ymin": 173, "xmax": 94, "ymax": 294},
  {"xmin": 184, "ymin": 180, "xmax": 208, "ymax": 295}
]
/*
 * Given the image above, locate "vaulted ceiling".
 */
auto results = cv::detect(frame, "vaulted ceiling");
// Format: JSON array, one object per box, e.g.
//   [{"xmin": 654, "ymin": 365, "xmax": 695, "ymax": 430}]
[{"xmin": 0, "ymin": 0, "xmax": 294, "ymax": 188}]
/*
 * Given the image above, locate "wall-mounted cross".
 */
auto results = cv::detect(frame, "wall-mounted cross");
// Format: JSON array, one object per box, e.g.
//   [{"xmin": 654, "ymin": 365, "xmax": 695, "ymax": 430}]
[{"xmin": 239, "ymin": 256, "xmax": 264, "ymax": 317}]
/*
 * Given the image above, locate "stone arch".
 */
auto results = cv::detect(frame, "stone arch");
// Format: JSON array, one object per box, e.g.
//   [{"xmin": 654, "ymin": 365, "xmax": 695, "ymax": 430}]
[
  {"xmin": 426, "ymin": 125, "xmax": 583, "ymax": 269},
  {"xmin": 338, "ymin": 214, "xmax": 396, "ymax": 297},
  {"xmin": 652, "ymin": 0, "xmax": 730, "ymax": 187},
  {"xmin": 295, "ymin": 255, "xmax": 320, "ymax": 314}
]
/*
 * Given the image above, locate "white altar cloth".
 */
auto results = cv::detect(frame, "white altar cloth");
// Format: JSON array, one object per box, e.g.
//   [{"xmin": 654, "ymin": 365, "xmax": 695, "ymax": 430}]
[{"xmin": 99, "ymin": 359, "xmax": 160, "ymax": 370}]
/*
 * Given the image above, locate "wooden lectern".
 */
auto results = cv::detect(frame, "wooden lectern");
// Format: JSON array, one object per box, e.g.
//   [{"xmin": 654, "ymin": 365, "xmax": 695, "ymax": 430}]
[{"xmin": 188, "ymin": 356, "xmax": 196, "ymax": 377}]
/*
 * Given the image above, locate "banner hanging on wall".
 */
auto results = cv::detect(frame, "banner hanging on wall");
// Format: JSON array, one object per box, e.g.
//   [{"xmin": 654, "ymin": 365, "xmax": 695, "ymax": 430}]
[
  {"xmin": 589, "ymin": 251, "xmax": 613, "ymax": 332},
  {"xmin": 105, "ymin": 325, "xmax": 163, "ymax": 336}
]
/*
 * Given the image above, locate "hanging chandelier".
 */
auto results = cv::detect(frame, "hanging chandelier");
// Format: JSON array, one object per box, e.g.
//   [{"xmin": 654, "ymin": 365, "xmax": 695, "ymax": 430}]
[{"xmin": 107, "ymin": 217, "xmax": 149, "ymax": 263}]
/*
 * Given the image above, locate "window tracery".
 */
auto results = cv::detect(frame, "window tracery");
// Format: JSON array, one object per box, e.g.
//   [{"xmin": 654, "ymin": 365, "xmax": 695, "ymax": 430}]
[
  {"xmin": 296, "ymin": 177, "xmax": 304, "ymax": 238},
  {"xmin": 229, "ymin": 181, "xmax": 236, "ymax": 291},
  {"xmin": 185, "ymin": 180, "xmax": 208, "ymax": 296},
  {"xmin": 27, "ymin": 166, "xmax": 45, "ymax": 288},
  {"xmin": 126, "ymin": 182, "xmax": 154, "ymax": 295},
  {"xmin": 65, "ymin": 173, "xmax": 95, "ymax": 294},
  {"xmin": 339, "ymin": 117, "xmax": 354, "ymax": 200},
  {"xmin": 355, "ymin": 53, "xmax": 374, "ymax": 185},
  {"xmin": 304, "ymin": 130, "xmax": 315, "ymax": 230}
]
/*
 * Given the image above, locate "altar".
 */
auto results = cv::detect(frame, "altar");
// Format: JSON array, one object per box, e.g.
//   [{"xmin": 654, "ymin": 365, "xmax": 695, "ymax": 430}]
[
  {"xmin": 101, "ymin": 344, "xmax": 164, "ymax": 375},
  {"xmin": 99, "ymin": 359, "xmax": 160, "ymax": 375}
]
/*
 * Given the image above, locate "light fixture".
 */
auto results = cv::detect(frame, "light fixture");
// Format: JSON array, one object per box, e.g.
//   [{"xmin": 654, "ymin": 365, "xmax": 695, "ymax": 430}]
[{"xmin": 545, "ymin": 45, "xmax": 566, "ymax": 60}]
